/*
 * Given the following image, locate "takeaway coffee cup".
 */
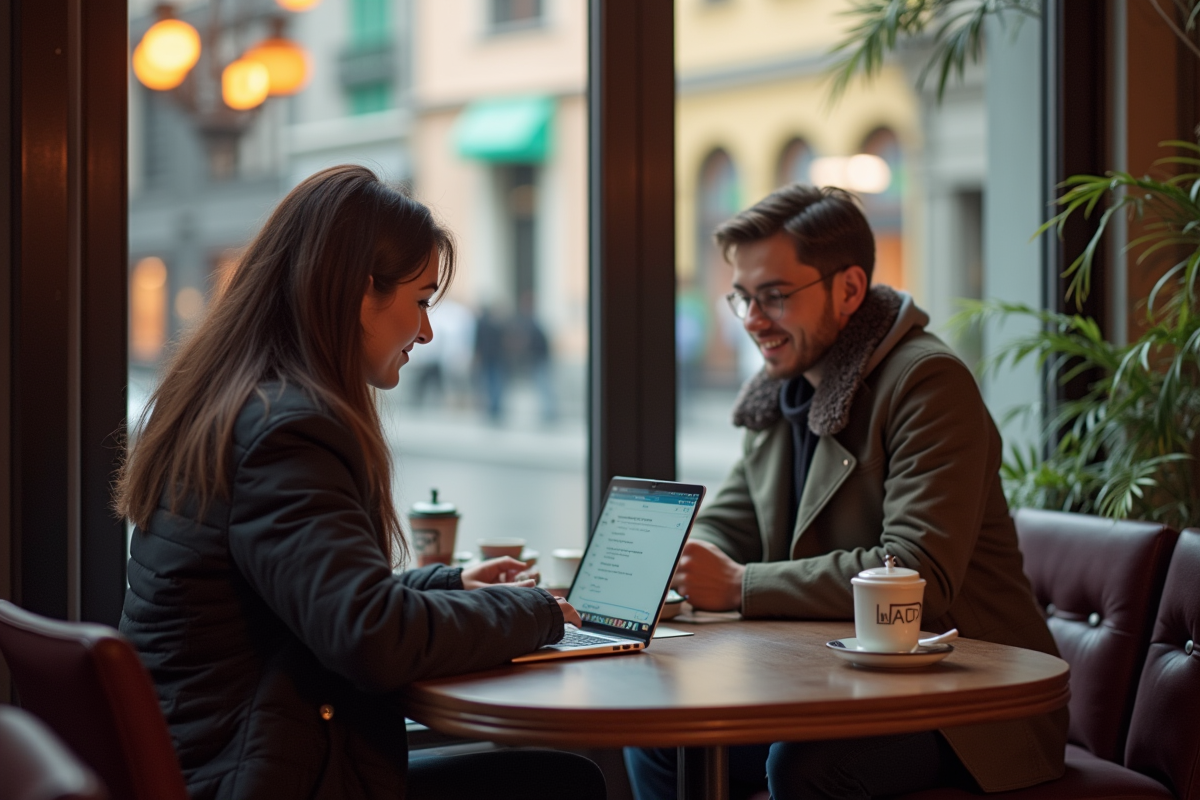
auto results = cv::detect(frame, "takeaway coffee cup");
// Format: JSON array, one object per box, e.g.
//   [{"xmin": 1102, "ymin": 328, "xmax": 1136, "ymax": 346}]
[
  {"xmin": 851, "ymin": 555, "xmax": 926, "ymax": 652},
  {"xmin": 409, "ymin": 489, "xmax": 459, "ymax": 567}
]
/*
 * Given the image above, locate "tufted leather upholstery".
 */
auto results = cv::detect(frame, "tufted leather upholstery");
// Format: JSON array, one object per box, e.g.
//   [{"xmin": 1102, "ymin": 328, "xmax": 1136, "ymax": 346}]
[
  {"xmin": 902, "ymin": 518, "xmax": 1195, "ymax": 800},
  {"xmin": 0, "ymin": 601, "xmax": 188, "ymax": 800},
  {"xmin": 0, "ymin": 704, "xmax": 108, "ymax": 800},
  {"xmin": 1124, "ymin": 528, "xmax": 1200, "ymax": 800},
  {"xmin": 1014, "ymin": 509, "xmax": 1177, "ymax": 762}
]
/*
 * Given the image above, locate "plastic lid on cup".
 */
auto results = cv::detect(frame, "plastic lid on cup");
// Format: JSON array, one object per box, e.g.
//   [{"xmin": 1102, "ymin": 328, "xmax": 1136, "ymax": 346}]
[
  {"xmin": 853, "ymin": 553, "xmax": 923, "ymax": 583},
  {"xmin": 410, "ymin": 488, "xmax": 458, "ymax": 518}
]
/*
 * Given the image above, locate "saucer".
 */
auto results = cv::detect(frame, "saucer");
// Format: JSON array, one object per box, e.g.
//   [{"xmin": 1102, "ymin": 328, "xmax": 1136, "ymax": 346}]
[{"xmin": 825, "ymin": 636, "xmax": 954, "ymax": 669}]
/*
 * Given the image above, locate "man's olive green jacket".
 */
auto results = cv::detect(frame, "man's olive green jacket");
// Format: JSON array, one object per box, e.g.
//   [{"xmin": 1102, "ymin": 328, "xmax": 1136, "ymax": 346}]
[{"xmin": 692, "ymin": 286, "xmax": 1067, "ymax": 793}]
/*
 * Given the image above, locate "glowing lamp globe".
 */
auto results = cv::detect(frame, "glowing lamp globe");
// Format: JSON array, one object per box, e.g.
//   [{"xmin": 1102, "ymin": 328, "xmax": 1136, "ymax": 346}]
[
  {"xmin": 139, "ymin": 18, "xmax": 201, "ymax": 76},
  {"xmin": 808, "ymin": 154, "xmax": 893, "ymax": 195},
  {"xmin": 132, "ymin": 42, "xmax": 187, "ymax": 90},
  {"xmin": 244, "ymin": 38, "xmax": 310, "ymax": 96},
  {"xmin": 275, "ymin": 0, "xmax": 322, "ymax": 10},
  {"xmin": 221, "ymin": 59, "xmax": 270, "ymax": 110},
  {"xmin": 846, "ymin": 154, "xmax": 892, "ymax": 194}
]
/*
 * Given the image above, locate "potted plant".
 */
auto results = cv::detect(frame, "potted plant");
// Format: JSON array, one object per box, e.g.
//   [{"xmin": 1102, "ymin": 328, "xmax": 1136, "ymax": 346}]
[{"xmin": 955, "ymin": 143, "xmax": 1200, "ymax": 529}]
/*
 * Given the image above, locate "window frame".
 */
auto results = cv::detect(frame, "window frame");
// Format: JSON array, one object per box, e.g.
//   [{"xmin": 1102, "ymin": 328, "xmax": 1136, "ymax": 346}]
[
  {"xmin": 587, "ymin": 0, "xmax": 676, "ymax": 524},
  {"xmin": 0, "ymin": 0, "xmax": 128, "ymax": 648}
]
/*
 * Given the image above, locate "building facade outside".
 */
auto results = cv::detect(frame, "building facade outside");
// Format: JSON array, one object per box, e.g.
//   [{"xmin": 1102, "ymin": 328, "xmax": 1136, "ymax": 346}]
[
  {"xmin": 128, "ymin": 0, "xmax": 416, "ymax": 378},
  {"xmin": 408, "ymin": 0, "xmax": 588, "ymax": 422}
]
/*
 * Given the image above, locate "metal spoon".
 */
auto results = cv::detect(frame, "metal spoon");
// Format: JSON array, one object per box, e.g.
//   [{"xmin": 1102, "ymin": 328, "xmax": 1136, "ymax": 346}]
[{"xmin": 914, "ymin": 628, "xmax": 959, "ymax": 651}]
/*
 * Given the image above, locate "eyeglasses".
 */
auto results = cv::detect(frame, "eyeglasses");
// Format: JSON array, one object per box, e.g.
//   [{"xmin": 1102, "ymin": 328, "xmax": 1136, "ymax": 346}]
[{"xmin": 724, "ymin": 273, "xmax": 831, "ymax": 321}]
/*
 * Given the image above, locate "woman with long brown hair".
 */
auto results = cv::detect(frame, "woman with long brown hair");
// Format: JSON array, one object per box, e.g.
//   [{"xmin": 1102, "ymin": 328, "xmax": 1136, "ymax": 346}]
[{"xmin": 116, "ymin": 165, "xmax": 604, "ymax": 800}]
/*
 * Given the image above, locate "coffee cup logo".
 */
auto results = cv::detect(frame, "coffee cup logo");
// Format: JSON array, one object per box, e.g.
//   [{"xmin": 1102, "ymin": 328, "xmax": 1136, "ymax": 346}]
[
  {"xmin": 413, "ymin": 528, "xmax": 440, "ymax": 558},
  {"xmin": 877, "ymin": 602, "xmax": 922, "ymax": 625}
]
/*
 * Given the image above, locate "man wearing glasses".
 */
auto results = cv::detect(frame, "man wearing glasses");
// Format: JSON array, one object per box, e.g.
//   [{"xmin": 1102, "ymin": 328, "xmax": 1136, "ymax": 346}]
[{"xmin": 625, "ymin": 186, "xmax": 1065, "ymax": 799}]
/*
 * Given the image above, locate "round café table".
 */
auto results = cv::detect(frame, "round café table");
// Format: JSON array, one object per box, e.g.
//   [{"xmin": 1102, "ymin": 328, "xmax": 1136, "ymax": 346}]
[{"xmin": 401, "ymin": 617, "xmax": 1070, "ymax": 800}]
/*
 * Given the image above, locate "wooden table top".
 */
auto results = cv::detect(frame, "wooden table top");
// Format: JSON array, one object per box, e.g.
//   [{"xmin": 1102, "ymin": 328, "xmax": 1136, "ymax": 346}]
[{"xmin": 401, "ymin": 616, "xmax": 1071, "ymax": 748}]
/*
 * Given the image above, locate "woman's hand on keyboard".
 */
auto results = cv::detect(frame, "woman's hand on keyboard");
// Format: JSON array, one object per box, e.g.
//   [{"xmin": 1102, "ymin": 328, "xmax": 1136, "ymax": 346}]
[{"xmin": 556, "ymin": 597, "xmax": 582, "ymax": 628}]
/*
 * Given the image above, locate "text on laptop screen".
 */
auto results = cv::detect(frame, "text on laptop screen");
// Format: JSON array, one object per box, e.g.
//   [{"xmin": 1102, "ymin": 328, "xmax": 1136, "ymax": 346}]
[{"xmin": 569, "ymin": 486, "xmax": 699, "ymax": 631}]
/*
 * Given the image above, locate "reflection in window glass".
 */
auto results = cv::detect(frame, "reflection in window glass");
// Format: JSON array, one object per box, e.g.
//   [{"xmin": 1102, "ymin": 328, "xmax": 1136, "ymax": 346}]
[
  {"xmin": 675, "ymin": 0, "xmax": 985, "ymax": 488},
  {"xmin": 128, "ymin": 0, "xmax": 588, "ymax": 569}
]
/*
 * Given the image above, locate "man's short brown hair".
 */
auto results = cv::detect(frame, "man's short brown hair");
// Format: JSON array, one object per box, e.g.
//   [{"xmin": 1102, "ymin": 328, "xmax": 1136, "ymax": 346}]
[{"xmin": 712, "ymin": 184, "xmax": 875, "ymax": 283}]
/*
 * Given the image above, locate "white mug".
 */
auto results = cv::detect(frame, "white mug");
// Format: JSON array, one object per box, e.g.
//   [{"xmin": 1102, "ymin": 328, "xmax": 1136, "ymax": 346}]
[
  {"xmin": 851, "ymin": 556, "xmax": 926, "ymax": 652},
  {"xmin": 548, "ymin": 548, "xmax": 584, "ymax": 589}
]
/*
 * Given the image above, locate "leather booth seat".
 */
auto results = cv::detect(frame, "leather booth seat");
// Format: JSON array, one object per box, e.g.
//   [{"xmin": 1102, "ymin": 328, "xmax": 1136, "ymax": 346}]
[
  {"xmin": 0, "ymin": 600, "xmax": 188, "ymax": 800},
  {"xmin": 1014, "ymin": 509, "xmax": 1177, "ymax": 761},
  {"xmin": 905, "ymin": 524, "xmax": 1200, "ymax": 800},
  {"xmin": 1123, "ymin": 528, "xmax": 1200, "ymax": 799},
  {"xmin": 0, "ymin": 704, "xmax": 107, "ymax": 800}
]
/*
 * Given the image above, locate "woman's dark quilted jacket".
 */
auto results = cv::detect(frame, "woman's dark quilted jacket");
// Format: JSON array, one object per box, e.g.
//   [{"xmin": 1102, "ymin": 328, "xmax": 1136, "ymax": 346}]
[{"xmin": 120, "ymin": 383, "xmax": 564, "ymax": 800}]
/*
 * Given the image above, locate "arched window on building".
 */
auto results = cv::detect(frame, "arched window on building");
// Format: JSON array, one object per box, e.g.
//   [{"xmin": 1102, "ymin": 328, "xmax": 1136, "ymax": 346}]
[
  {"xmin": 683, "ymin": 149, "xmax": 742, "ymax": 391},
  {"xmin": 776, "ymin": 137, "xmax": 816, "ymax": 188},
  {"xmin": 858, "ymin": 127, "xmax": 905, "ymax": 290}
]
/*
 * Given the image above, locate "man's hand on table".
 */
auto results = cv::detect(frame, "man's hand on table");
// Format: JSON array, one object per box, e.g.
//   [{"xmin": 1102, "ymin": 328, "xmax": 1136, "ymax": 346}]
[
  {"xmin": 461, "ymin": 557, "xmax": 539, "ymax": 589},
  {"xmin": 672, "ymin": 540, "xmax": 745, "ymax": 612}
]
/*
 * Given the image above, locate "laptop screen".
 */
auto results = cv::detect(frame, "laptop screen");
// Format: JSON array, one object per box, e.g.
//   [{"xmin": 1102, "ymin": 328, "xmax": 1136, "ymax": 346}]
[{"xmin": 567, "ymin": 478, "xmax": 705, "ymax": 642}]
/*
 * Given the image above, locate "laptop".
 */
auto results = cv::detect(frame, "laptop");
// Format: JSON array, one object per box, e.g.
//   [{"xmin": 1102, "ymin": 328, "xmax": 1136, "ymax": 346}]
[{"xmin": 513, "ymin": 477, "xmax": 706, "ymax": 663}]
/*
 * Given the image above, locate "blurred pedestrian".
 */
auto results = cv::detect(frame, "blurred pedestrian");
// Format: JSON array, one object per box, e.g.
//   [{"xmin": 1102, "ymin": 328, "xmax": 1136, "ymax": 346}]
[
  {"xmin": 505, "ymin": 298, "xmax": 557, "ymax": 424},
  {"xmin": 409, "ymin": 297, "xmax": 477, "ymax": 408},
  {"xmin": 475, "ymin": 305, "xmax": 507, "ymax": 421}
]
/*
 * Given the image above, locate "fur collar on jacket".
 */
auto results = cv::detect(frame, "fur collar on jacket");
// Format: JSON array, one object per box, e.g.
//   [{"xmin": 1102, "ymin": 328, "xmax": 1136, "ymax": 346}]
[{"xmin": 731, "ymin": 285, "xmax": 908, "ymax": 434}]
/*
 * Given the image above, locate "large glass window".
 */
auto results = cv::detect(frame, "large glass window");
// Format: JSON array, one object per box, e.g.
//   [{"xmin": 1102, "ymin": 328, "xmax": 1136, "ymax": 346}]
[{"xmin": 128, "ymin": 0, "xmax": 588, "ymax": 567}]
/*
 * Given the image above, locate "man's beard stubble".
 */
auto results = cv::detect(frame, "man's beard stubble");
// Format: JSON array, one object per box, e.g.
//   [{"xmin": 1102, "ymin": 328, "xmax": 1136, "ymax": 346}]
[{"xmin": 775, "ymin": 289, "xmax": 840, "ymax": 381}]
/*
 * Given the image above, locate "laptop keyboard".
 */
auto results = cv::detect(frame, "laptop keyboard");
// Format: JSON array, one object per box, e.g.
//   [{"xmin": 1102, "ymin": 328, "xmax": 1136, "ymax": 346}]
[{"xmin": 558, "ymin": 629, "xmax": 621, "ymax": 648}]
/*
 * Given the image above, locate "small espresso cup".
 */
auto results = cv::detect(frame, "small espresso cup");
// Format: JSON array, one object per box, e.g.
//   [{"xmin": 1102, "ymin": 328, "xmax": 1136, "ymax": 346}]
[
  {"xmin": 478, "ymin": 537, "xmax": 526, "ymax": 561},
  {"xmin": 851, "ymin": 556, "xmax": 926, "ymax": 652}
]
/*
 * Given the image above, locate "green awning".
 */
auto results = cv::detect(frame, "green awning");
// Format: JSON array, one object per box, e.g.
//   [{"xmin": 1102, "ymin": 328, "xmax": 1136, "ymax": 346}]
[{"xmin": 453, "ymin": 96, "xmax": 554, "ymax": 163}]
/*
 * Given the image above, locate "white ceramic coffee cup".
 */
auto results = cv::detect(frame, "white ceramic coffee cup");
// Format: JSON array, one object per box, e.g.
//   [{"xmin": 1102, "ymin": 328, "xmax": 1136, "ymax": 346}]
[
  {"xmin": 548, "ymin": 548, "xmax": 584, "ymax": 589},
  {"xmin": 851, "ymin": 556, "xmax": 926, "ymax": 652}
]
